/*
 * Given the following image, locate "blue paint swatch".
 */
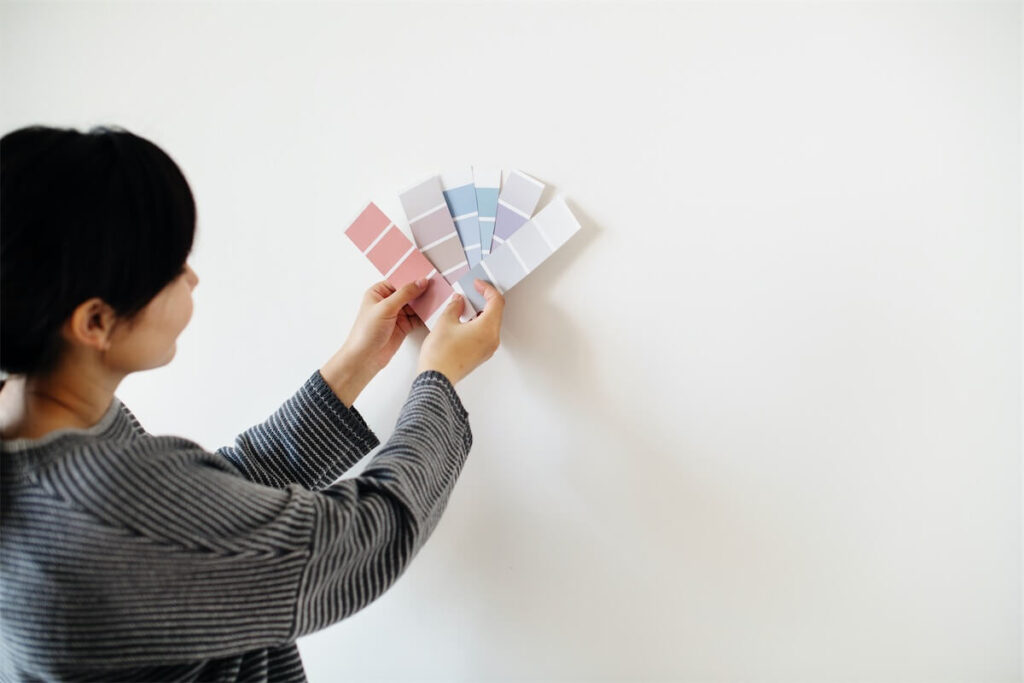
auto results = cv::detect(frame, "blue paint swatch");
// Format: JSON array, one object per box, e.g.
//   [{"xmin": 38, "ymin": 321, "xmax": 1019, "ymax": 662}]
[{"xmin": 441, "ymin": 168, "xmax": 482, "ymax": 268}]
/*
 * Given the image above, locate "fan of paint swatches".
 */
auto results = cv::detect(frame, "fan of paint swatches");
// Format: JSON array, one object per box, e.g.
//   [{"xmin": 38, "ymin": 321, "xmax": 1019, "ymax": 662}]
[
  {"xmin": 492, "ymin": 170, "xmax": 545, "ymax": 248},
  {"xmin": 344, "ymin": 202, "xmax": 475, "ymax": 328},
  {"xmin": 441, "ymin": 168, "xmax": 482, "ymax": 269},
  {"xmin": 399, "ymin": 176, "xmax": 471, "ymax": 286},
  {"xmin": 454, "ymin": 196, "xmax": 581, "ymax": 314},
  {"xmin": 474, "ymin": 168, "xmax": 501, "ymax": 256}
]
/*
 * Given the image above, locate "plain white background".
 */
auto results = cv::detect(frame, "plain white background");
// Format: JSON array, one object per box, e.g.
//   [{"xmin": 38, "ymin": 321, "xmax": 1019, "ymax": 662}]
[{"xmin": 1, "ymin": 1, "xmax": 1020, "ymax": 681}]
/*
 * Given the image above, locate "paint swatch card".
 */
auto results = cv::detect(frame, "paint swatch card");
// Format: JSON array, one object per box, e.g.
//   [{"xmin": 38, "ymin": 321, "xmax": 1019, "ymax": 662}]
[
  {"xmin": 399, "ymin": 176, "xmax": 471, "ymax": 285},
  {"xmin": 474, "ymin": 167, "xmax": 501, "ymax": 256},
  {"xmin": 455, "ymin": 196, "xmax": 581, "ymax": 313},
  {"xmin": 345, "ymin": 202, "xmax": 475, "ymax": 328},
  {"xmin": 492, "ymin": 169, "xmax": 545, "ymax": 247},
  {"xmin": 441, "ymin": 168, "xmax": 482, "ymax": 269}
]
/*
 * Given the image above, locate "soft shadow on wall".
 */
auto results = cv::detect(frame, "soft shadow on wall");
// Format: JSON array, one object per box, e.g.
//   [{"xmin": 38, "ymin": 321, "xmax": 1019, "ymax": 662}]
[{"xmin": 413, "ymin": 199, "xmax": 794, "ymax": 672}]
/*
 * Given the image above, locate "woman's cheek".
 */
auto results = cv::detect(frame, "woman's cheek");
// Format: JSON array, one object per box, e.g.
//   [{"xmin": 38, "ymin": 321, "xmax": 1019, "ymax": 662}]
[{"xmin": 178, "ymin": 283, "xmax": 194, "ymax": 329}]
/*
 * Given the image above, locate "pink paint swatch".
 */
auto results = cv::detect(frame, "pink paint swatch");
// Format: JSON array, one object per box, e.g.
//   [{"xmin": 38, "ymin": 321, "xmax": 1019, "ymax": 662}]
[{"xmin": 345, "ymin": 202, "xmax": 474, "ymax": 327}]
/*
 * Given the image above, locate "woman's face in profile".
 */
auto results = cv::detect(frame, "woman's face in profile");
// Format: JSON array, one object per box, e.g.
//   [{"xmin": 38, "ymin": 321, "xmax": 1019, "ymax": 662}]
[{"xmin": 104, "ymin": 262, "xmax": 200, "ymax": 372}]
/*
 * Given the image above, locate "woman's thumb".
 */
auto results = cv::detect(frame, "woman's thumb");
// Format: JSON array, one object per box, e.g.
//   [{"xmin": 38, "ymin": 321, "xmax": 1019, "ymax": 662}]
[
  {"xmin": 442, "ymin": 294, "xmax": 465, "ymax": 323},
  {"xmin": 380, "ymin": 278, "xmax": 428, "ymax": 315}
]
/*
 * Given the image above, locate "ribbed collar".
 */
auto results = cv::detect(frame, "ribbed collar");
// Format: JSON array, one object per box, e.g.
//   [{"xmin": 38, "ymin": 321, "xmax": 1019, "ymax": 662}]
[{"xmin": 0, "ymin": 390, "xmax": 128, "ymax": 454}]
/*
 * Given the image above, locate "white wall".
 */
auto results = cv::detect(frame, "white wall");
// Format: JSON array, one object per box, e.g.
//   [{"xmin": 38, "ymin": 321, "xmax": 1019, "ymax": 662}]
[{"xmin": 2, "ymin": 2, "xmax": 1020, "ymax": 680}]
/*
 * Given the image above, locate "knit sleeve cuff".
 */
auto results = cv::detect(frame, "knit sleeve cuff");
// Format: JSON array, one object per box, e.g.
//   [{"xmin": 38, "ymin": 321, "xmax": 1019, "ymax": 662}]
[
  {"xmin": 409, "ymin": 370, "xmax": 471, "ymax": 452},
  {"xmin": 308, "ymin": 369, "xmax": 380, "ymax": 454}
]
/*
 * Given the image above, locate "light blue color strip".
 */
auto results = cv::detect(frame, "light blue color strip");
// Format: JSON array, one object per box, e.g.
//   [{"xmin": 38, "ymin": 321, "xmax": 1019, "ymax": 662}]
[
  {"xmin": 475, "ymin": 187, "xmax": 499, "ymax": 217},
  {"xmin": 443, "ymin": 184, "xmax": 478, "ymax": 217},
  {"xmin": 476, "ymin": 188, "xmax": 499, "ymax": 253},
  {"xmin": 443, "ymin": 182, "xmax": 482, "ymax": 269},
  {"xmin": 454, "ymin": 216, "xmax": 482, "ymax": 268}
]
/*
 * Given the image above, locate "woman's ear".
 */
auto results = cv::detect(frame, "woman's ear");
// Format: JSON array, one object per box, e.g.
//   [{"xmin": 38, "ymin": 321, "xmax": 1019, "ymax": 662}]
[{"xmin": 63, "ymin": 297, "xmax": 119, "ymax": 352}]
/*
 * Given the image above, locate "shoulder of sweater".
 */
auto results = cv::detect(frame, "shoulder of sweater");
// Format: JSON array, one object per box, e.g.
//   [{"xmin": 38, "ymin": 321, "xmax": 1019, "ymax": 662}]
[
  {"xmin": 114, "ymin": 399, "xmax": 148, "ymax": 437},
  {"xmin": 24, "ymin": 434, "xmax": 244, "ymax": 493}
]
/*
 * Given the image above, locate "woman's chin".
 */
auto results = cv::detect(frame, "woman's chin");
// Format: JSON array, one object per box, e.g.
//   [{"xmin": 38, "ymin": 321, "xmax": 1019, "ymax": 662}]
[{"xmin": 161, "ymin": 343, "xmax": 177, "ymax": 365}]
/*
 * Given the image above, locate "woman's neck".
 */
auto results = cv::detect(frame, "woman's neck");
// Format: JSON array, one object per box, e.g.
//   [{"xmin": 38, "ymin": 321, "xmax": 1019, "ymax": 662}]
[{"xmin": 0, "ymin": 370, "xmax": 118, "ymax": 440}]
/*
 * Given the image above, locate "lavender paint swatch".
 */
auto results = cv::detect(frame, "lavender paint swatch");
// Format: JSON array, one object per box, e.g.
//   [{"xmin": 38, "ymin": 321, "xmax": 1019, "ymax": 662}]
[{"xmin": 492, "ymin": 169, "xmax": 544, "ymax": 247}]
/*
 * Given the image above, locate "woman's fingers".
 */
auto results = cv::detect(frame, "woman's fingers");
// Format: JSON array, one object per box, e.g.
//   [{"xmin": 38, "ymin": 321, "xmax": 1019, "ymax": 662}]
[
  {"xmin": 473, "ymin": 279, "xmax": 504, "ymax": 328},
  {"xmin": 441, "ymin": 294, "xmax": 465, "ymax": 323},
  {"xmin": 376, "ymin": 278, "xmax": 429, "ymax": 316}
]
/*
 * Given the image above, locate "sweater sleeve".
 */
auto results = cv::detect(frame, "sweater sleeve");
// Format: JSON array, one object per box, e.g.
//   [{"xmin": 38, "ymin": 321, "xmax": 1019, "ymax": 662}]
[
  {"xmin": 19, "ymin": 371, "xmax": 471, "ymax": 670},
  {"xmin": 215, "ymin": 369, "xmax": 381, "ymax": 490}
]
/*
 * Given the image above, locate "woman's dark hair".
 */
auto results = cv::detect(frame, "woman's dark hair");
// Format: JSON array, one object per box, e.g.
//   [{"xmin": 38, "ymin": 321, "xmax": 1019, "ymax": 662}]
[{"xmin": 1, "ymin": 125, "xmax": 196, "ymax": 377}]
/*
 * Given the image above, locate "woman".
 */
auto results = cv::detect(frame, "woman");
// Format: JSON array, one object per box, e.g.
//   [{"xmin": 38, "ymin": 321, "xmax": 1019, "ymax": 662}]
[{"xmin": 0, "ymin": 125, "xmax": 504, "ymax": 682}]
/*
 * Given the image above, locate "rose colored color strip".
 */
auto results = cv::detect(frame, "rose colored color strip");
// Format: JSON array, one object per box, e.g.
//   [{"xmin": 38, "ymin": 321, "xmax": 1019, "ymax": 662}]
[{"xmin": 345, "ymin": 202, "xmax": 472, "ymax": 327}]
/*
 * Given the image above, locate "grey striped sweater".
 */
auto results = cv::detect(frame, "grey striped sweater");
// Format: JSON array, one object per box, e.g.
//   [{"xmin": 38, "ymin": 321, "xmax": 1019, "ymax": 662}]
[{"xmin": 0, "ymin": 369, "xmax": 472, "ymax": 682}]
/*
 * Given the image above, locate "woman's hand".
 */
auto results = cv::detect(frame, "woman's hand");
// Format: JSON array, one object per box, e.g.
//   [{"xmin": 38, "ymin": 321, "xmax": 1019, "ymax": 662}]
[
  {"xmin": 320, "ymin": 278, "xmax": 430, "ymax": 406},
  {"xmin": 343, "ymin": 279, "xmax": 430, "ymax": 371},
  {"xmin": 417, "ymin": 279, "xmax": 505, "ymax": 385}
]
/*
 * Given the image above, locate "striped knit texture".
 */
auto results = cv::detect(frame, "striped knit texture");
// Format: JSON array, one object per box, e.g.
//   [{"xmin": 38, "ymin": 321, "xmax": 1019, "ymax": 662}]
[{"xmin": 0, "ymin": 369, "xmax": 472, "ymax": 682}]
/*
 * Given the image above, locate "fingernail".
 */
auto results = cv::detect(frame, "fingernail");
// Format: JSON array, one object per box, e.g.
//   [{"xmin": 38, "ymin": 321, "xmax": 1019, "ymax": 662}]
[
  {"xmin": 415, "ymin": 278, "xmax": 426, "ymax": 288},
  {"xmin": 453, "ymin": 294, "xmax": 462, "ymax": 302}
]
